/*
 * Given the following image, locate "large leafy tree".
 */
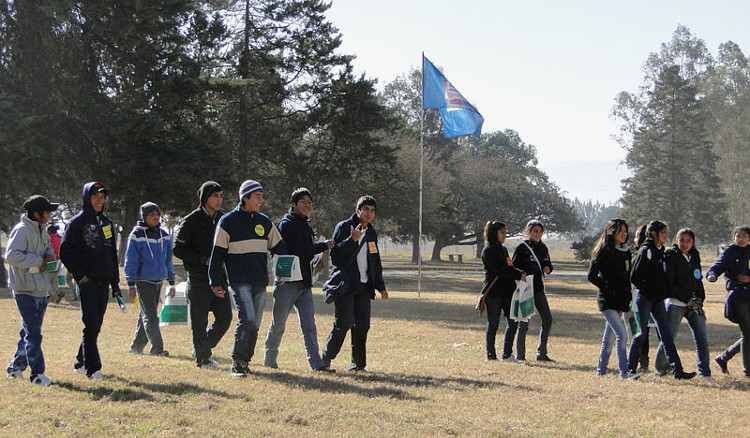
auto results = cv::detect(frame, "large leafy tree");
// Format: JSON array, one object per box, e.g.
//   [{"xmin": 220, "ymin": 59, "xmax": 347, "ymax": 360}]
[{"xmin": 619, "ymin": 65, "xmax": 727, "ymax": 242}]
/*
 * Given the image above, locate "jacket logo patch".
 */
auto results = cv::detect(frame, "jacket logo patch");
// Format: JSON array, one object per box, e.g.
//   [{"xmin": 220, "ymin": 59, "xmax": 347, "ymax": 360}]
[
  {"xmin": 102, "ymin": 225, "xmax": 112, "ymax": 239},
  {"xmin": 368, "ymin": 241, "xmax": 378, "ymax": 254},
  {"xmin": 255, "ymin": 224, "xmax": 265, "ymax": 237}
]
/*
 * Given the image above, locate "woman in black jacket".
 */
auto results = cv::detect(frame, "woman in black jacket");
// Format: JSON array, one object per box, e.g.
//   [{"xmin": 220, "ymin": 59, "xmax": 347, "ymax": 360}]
[
  {"xmin": 480, "ymin": 220, "xmax": 525, "ymax": 361},
  {"xmin": 512, "ymin": 220, "xmax": 554, "ymax": 362},
  {"xmin": 653, "ymin": 229, "xmax": 710, "ymax": 379},
  {"xmin": 627, "ymin": 221, "xmax": 696, "ymax": 380},
  {"xmin": 588, "ymin": 219, "xmax": 639, "ymax": 379}
]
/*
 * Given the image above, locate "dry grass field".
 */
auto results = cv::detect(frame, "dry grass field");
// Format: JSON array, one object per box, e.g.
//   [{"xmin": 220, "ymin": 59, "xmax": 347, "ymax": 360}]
[{"xmin": 1, "ymin": 267, "xmax": 749, "ymax": 437}]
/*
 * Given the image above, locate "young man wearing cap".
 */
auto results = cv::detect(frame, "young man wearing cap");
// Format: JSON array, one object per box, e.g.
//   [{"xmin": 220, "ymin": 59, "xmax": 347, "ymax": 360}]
[
  {"xmin": 124, "ymin": 202, "xmax": 176, "ymax": 356},
  {"xmin": 209, "ymin": 180, "xmax": 286, "ymax": 377},
  {"xmin": 321, "ymin": 196, "xmax": 388, "ymax": 372},
  {"xmin": 263, "ymin": 188, "xmax": 335, "ymax": 372},
  {"xmin": 60, "ymin": 182, "xmax": 122, "ymax": 381},
  {"xmin": 5, "ymin": 195, "xmax": 59, "ymax": 386},
  {"xmin": 173, "ymin": 182, "xmax": 232, "ymax": 370}
]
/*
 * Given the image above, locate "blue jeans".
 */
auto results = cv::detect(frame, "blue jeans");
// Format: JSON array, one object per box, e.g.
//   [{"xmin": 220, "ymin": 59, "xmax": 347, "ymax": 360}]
[
  {"xmin": 723, "ymin": 301, "xmax": 750, "ymax": 376},
  {"xmin": 264, "ymin": 282, "xmax": 324, "ymax": 370},
  {"xmin": 597, "ymin": 309, "xmax": 628, "ymax": 377},
  {"xmin": 628, "ymin": 294, "xmax": 684, "ymax": 373},
  {"xmin": 230, "ymin": 283, "xmax": 267, "ymax": 364},
  {"xmin": 130, "ymin": 281, "xmax": 165, "ymax": 354},
  {"xmin": 7, "ymin": 294, "xmax": 48, "ymax": 379},
  {"xmin": 655, "ymin": 304, "xmax": 711, "ymax": 377}
]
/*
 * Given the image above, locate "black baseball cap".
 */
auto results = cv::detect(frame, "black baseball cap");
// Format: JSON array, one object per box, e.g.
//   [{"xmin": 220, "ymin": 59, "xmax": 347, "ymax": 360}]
[{"xmin": 23, "ymin": 195, "xmax": 59, "ymax": 213}]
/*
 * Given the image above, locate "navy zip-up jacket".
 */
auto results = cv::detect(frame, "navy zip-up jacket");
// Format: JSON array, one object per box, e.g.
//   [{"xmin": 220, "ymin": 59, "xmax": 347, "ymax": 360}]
[
  {"xmin": 707, "ymin": 243, "xmax": 750, "ymax": 292},
  {"xmin": 277, "ymin": 212, "xmax": 329, "ymax": 288},
  {"xmin": 208, "ymin": 206, "xmax": 286, "ymax": 288},
  {"xmin": 512, "ymin": 239, "xmax": 553, "ymax": 293},
  {"xmin": 173, "ymin": 207, "xmax": 222, "ymax": 279},
  {"xmin": 60, "ymin": 182, "xmax": 120, "ymax": 291},
  {"xmin": 326, "ymin": 213, "xmax": 385, "ymax": 300}
]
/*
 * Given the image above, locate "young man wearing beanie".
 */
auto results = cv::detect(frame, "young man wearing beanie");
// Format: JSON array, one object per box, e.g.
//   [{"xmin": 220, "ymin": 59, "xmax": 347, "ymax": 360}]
[
  {"xmin": 124, "ymin": 202, "xmax": 175, "ymax": 356},
  {"xmin": 321, "ymin": 196, "xmax": 388, "ymax": 372},
  {"xmin": 173, "ymin": 181, "xmax": 232, "ymax": 370},
  {"xmin": 209, "ymin": 180, "xmax": 286, "ymax": 377},
  {"xmin": 263, "ymin": 188, "xmax": 335, "ymax": 372},
  {"xmin": 60, "ymin": 182, "xmax": 122, "ymax": 381},
  {"xmin": 5, "ymin": 195, "xmax": 59, "ymax": 386}
]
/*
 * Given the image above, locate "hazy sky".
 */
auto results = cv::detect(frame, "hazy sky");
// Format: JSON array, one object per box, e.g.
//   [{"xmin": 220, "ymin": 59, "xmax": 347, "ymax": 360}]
[{"xmin": 327, "ymin": 1, "xmax": 750, "ymax": 204}]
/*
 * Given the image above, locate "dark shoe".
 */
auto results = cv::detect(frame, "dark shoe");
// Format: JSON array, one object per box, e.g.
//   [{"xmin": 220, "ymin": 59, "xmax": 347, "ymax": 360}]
[
  {"xmin": 129, "ymin": 347, "xmax": 144, "ymax": 355},
  {"xmin": 314, "ymin": 366, "xmax": 336, "ymax": 373},
  {"xmin": 487, "ymin": 354, "xmax": 498, "ymax": 361},
  {"xmin": 231, "ymin": 362, "xmax": 250, "ymax": 378},
  {"xmin": 348, "ymin": 366, "xmax": 367, "ymax": 372},
  {"xmin": 674, "ymin": 370, "xmax": 697, "ymax": 380},
  {"xmin": 715, "ymin": 356, "xmax": 729, "ymax": 374},
  {"xmin": 150, "ymin": 350, "xmax": 169, "ymax": 357},
  {"xmin": 55, "ymin": 291, "xmax": 65, "ymax": 304},
  {"xmin": 536, "ymin": 354, "xmax": 555, "ymax": 362},
  {"xmin": 322, "ymin": 356, "xmax": 331, "ymax": 369}
]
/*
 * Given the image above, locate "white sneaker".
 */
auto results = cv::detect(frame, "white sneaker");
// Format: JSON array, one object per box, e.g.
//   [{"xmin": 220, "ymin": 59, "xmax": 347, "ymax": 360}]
[
  {"xmin": 501, "ymin": 356, "xmax": 519, "ymax": 363},
  {"xmin": 74, "ymin": 366, "xmax": 86, "ymax": 375},
  {"xmin": 7, "ymin": 370, "xmax": 23, "ymax": 380},
  {"xmin": 31, "ymin": 374, "xmax": 53, "ymax": 386},
  {"xmin": 199, "ymin": 358, "xmax": 220, "ymax": 371},
  {"xmin": 698, "ymin": 375, "xmax": 712, "ymax": 382},
  {"xmin": 89, "ymin": 370, "xmax": 104, "ymax": 381}
]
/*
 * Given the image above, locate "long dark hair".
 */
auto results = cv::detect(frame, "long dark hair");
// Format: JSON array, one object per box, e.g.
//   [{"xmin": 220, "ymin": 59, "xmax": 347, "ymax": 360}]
[
  {"xmin": 633, "ymin": 224, "xmax": 647, "ymax": 249},
  {"xmin": 646, "ymin": 220, "xmax": 668, "ymax": 241},
  {"xmin": 591, "ymin": 218, "xmax": 628, "ymax": 259},
  {"xmin": 484, "ymin": 220, "xmax": 506, "ymax": 247}
]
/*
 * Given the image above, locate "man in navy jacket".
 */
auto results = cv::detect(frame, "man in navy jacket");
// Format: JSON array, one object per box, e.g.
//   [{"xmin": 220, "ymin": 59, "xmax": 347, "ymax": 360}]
[{"xmin": 321, "ymin": 196, "xmax": 388, "ymax": 372}]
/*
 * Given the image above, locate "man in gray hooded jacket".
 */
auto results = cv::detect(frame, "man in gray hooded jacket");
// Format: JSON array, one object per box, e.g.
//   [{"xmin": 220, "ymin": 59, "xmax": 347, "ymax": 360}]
[{"xmin": 5, "ymin": 195, "xmax": 59, "ymax": 386}]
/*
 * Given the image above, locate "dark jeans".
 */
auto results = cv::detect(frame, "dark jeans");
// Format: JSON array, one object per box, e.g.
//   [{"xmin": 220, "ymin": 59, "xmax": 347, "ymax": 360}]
[
  {"xmin": 485, "ymin": 294, "xmax": 504, "ymax": 359},
  {"xmin": 187, "ymin": 276, "xmax": 232, "ymax": 365},
  {"xmin": 75, "ymin": 280, "xmax": 110, "ymax": 376},
  {"xmin": 322, "ymin": 284, "xmax": 372, "ymax": 370},
  {"xmin": 628, "ymin": 294, "xmax": 684, "ymax": 373},
  {"xmin": 130, "ymin": 281, "xmax": 165, "ymax": 354},
  {"xmin": 503, "ymin": 318, "xmax": 527, "ymax": 359},
  {"xmin": 511, "ymin": 286, "xmax": 553, "ymax": 358},
  {"xmin": 7, "ymin": 294, "xmax": 48, "ymax": 379},
  {"xmin": 720, "ymin": 301, "xmax": 750, "ymax": 376}
]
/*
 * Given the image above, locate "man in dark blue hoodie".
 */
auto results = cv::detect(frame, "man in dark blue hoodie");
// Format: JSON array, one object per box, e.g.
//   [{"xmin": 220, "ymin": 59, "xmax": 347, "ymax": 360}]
[
  {"xmin": 60, "ymin": 182, "xmax": 121, "ymax": 381},
  {"xmin": 263, "ymin": 188, "xmax": 334, "ymax": 372}
]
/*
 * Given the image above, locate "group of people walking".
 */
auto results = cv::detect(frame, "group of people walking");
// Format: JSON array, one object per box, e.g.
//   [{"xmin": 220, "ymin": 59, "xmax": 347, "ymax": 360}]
[
  {"xmin": 5, "ymin": 180, "xmax": 388, "ymax": 385},
  {"xmin": 481, "ymin": 216, "xmax": 750, "ymax": 382}
]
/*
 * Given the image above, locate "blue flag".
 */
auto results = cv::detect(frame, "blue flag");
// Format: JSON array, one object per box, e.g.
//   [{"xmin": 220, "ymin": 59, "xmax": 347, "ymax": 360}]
[{"xmin": 422, "ymin": 54, "xmax": 484, "ymax": 138}]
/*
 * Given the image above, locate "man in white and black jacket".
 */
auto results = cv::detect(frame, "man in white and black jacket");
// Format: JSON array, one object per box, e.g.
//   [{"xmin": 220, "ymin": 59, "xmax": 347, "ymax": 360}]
[
  {"xmin": 321, "ymin": 196, "xmax": 388, "ymax": 372},
  {"xmin": 173, "ymin": 181, "xmax": 232, "ymax": 370}
]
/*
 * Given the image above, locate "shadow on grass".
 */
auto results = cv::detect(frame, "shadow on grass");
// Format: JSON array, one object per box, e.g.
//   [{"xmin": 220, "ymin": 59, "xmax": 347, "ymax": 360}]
[
  {"xmin": 56, "ymin": 381, "xmax": 156, "ymax": 402},
  {"xmin": 256, "ymin": 370, "xmax": 427, "ymax": 401},
  {"xmin": 343, "ymin": 371, "xmax": 537, "ymax": 393},
  {"xmin": 55, "ymin": 377, "xmax": 245, "ymax": 402}
]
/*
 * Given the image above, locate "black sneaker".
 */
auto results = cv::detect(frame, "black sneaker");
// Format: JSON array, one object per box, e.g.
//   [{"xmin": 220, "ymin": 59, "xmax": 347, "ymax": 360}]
[
  {"xmin": 314, "ymin": 366, "xmax": 336, "ymax": 373},
  {"xmin": 231, "ymin": 362, "xmax": 250, "ymax": 378},
  {"xmin": 715, "ymin": 356, "xmax": 729, "ymax": 374},
  {"xmin": 536, "ymin": 354, "xmax": 555, "ymax": 362},
  {"xmin": 150, "ymin": 350, "xmax": 169, "ymax": 357},
  {"xmin": 674, "ymin": 370, "xmax": 697, "ymax": 380}
]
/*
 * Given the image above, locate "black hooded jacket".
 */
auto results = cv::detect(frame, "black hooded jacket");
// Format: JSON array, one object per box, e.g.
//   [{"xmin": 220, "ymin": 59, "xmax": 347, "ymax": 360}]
[
  {"xmin": 173, "ymin": 182, "xmax": 223, "ymax": 280},
  {"xmin": 630, "ymin": 238, "xmax": 667, "ymax": 300},
  {"xmin": 588, "ymin": 244, "xmax": 632, "ymax": 312},
  {"xmin": 482, "ymin": 243, "xmax": 524, "ymax": 298},
  {"xmin": 277, "ymin": 211, "xmax": 330, "ymax": 287},
  {"xmin": 59, "ymin": 182, "xmax": 120, "ymax": 291}
]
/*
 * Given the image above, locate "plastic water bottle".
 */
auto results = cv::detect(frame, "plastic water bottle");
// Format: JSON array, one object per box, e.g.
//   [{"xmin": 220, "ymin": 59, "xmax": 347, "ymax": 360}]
[{"xmin": 115, "ymin": 294, "xmax": 126, "ymax": 312}]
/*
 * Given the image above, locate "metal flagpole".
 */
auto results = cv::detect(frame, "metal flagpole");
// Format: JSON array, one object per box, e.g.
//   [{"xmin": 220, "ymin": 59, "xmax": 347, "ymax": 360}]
[{"xmin": 418, "ymin": 53, "xmax": 425, "ymax": 298}]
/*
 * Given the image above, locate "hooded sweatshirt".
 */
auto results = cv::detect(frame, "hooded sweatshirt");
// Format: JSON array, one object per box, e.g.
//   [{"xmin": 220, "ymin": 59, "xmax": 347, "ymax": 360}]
[
  {"xmin": 587, "ymin": 244, "xmax": 632, "ymax": 312},
  {"xmin": 173, "ymin": 182, "xmax": 223, "ymax": 279},
  {"xmin": 277, "ymin": 211, "xmax": 330, "ymax": 287},
  {"xmin": 124, "ymin": 220, "xmax": 175, "ymax": 286},
  {"xmin": 5, "ymin": 214, "xmax": 56, "ymax": 295},
  {"xmin": 59, "ymin": 182, "xmax": 120, "ymax": 291}
]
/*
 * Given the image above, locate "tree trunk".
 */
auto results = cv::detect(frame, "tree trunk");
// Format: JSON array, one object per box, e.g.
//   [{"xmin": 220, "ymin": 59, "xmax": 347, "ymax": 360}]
[
  {"xmin": 411, "ymin": 234, "xmax": 420, "ymax": 264},
  {"xmin": 474, "ymin": 227, "xmax": 483, "ymax": 259},
  {"xmin": 117, "ymin": 201, "xmax": 140, "ymax": 266},
  {"xmin": 431, "ymin": 237, "xmax": 448, "ymax": 261}
]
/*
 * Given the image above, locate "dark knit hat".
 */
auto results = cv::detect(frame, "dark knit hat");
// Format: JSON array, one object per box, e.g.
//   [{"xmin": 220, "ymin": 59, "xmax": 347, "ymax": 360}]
[
  {"xmin": 198, "ymin": 181, "xmax": 223, "ymax": 207},
  {"xmin": 140, "ymin": 202, "xmax": 160, "ymax": 221}
]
